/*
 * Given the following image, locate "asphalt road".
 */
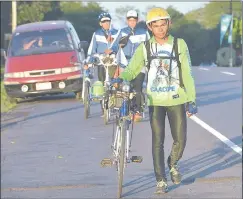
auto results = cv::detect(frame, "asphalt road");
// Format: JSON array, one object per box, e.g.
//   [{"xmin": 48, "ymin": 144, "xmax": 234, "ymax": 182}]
[{"xmin": 1, "ymin": 67, "xmax": 242, "ymax": 198}]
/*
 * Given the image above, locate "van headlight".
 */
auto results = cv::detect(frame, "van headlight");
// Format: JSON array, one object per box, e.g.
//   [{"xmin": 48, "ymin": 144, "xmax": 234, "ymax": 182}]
[
  {"xmin": 122, "ymin": 84, "xmax": 130, "ymax": 92},
  {"xmin": 4, "ymin": 72, "xmax": 25, "ymax": 78}
]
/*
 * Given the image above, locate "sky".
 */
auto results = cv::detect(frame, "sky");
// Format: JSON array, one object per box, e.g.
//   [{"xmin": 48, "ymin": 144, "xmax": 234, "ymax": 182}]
[{"xmin": 99, "ymin": 2, "xmax": 209, "ymax": 29}]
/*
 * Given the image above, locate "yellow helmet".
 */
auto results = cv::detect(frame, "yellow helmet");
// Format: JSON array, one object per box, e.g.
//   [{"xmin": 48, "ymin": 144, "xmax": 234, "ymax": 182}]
[{"xmin": 146, "ymin": 7, "xmax": 171, "ymax": 25}]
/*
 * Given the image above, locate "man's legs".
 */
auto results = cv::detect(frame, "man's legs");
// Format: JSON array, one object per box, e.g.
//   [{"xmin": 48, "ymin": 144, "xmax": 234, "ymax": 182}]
[
  {"xmin": 131, "ymin": 72, "xmax": 145, "ymax": 121},
  {"xmin": 98, "ymin": 65, "xmax": 105, "ymax": 82},
  {"xmin": 149, "ymin": 106, "xmax": 168, "ymax": 193},
  {"xmin": 166, "ymin": 104, "xmax": 187, "ymax": 184}
]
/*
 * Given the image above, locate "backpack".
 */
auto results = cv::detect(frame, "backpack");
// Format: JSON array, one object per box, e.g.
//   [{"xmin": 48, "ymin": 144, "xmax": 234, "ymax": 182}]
[{"xmin": 144, "ymin": 37, "xmax": 184, "ymax": 88}]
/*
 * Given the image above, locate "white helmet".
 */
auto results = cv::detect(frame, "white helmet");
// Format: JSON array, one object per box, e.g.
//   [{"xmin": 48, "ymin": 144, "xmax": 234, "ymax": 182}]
[{"xmin": 126, "ymin": 10, "xmax": 138, "ymax": 18}]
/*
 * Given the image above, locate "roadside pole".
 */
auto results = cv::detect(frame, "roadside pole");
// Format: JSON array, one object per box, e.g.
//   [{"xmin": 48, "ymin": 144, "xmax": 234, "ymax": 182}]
[{"xmin": 12, "ymin": 1, "xmax": 17, "ymax": 33}]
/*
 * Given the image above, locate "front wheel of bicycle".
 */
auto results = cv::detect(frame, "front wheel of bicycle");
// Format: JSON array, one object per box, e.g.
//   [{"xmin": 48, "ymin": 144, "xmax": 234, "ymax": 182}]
[{"xmin": 117, "ymin": 120, "xmax": 126, "ymax": 198}]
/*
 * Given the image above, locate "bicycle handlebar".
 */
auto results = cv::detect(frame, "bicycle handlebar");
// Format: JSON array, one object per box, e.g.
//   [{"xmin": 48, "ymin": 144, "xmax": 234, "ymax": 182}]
[{"xmin": 92, "ymin": 53, "xmax": 117, "ymax": 67}]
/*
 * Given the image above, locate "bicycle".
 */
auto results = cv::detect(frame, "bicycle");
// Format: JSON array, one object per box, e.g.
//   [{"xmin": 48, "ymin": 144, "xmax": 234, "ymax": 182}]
[
  {"xmin": 82, "ymin": 62, "xmax": 99, "ymax": 119},
  {"xmin": 83, "ymin": 53, "xmax": 118, "ymax": 124},
  {"xmin": 100, "ymin": 78, "xmax": 143, "ymax": 198}
]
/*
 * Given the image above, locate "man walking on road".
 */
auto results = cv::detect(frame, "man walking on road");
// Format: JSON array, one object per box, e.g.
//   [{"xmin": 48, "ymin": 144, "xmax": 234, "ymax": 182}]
[{"xmin": 119, "ymin": 7, "xmax": 198, "ymax": 193}]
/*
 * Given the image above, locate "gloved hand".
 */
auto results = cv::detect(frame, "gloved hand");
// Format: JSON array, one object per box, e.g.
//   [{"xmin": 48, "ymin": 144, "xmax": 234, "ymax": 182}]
[
  {"xmin": 111, "ymin": 77, "xmax": 123, "ymax": 84},
  {"xmin": 89, "ymin": 56, "xmax": 99, "ymax": 64},
  {"xmin": 186, "ymin": 102, "xmax": 198, "ymax": 117}
]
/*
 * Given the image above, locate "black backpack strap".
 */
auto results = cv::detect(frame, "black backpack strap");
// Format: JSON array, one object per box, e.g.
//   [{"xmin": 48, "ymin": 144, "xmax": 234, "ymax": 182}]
[
  {"xmin": 174, "ymin": 37, "xmax": 184, "ymax": 88},
  {"xmin": 144, "ymin": 40, "xmax": 151, "ymax": 71}
]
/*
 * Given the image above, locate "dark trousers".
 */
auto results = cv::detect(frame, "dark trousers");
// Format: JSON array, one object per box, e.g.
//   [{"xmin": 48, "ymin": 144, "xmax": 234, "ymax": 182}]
[
  {"xmin": 149, "ymin": 104, "xmax": 187, "ymax": 181},
  {"xmin": 98, "ymin": 65, "xmax": 105, "ymax": 82},
  {"xmin": 131, "ymin": 72, "xmax": 145, "ymax": 112}
]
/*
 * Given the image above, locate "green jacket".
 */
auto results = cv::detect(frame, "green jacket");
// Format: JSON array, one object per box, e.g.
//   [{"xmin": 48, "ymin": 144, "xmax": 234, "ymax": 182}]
[{"xmin": 119, "ymin": 35, "xmax": 196, "ymax": 106}]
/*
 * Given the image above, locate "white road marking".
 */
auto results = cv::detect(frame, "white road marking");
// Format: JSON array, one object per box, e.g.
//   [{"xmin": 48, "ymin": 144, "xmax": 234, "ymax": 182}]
[
  {"xmin": 198, "ymin": 67, "xmax": 209, "ymax": 71},
  {"xmin": 221, "ymin": 71, "xmax": 236, "ymax": 76},
  {"xmin": 190, "ymin": 115, "xmax": 242, "ymax": 155}
]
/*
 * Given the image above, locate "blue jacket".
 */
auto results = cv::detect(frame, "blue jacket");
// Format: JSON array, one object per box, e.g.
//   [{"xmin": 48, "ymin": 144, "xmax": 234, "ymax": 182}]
[
  {"xmin": 111, "ymin": 26, "xmax": 150, "ymax": 59},
  {"xmin": 86, "ymin": 28, "xmax": 118, "ymax": 62}
]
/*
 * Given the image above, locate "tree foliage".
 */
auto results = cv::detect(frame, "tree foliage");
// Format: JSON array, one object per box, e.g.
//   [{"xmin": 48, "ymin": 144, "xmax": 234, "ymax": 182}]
[
  {"xmin": 16, "ymin": 1, "xmax": 105, "ymax": 43},
  {"xmin": 59, "ymin": 2, "xmax": 105, "ymax": 42},
  {"xmin": 185, "ymin": 1, "xmax": 242, "ymax": 29},
  {"xmin": 17, "ymin": 2, "xmax": 53, "ymax": 24},
  {"xmin": 115, "ymin": 5, "xmax": 140, "ymax": 21}
]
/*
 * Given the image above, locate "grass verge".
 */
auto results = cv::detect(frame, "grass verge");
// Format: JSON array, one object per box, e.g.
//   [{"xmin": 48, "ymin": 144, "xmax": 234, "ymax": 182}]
[{"xmin": 1, "ymin": 67, "xmax": 17, "ymax": 113}]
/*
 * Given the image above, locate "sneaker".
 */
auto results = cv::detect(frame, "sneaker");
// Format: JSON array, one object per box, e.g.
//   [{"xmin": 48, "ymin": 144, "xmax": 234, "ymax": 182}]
[
  {"xmin": 168, "ymin": 157, "xmax": 182, "ymax": 184},
  {"xmin": 154, "ymin": 180, "xmax": 168, "ymax": 194}
]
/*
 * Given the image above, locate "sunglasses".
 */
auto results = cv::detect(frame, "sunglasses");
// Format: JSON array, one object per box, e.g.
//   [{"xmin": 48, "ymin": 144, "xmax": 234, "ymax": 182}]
[{"xmin": 101, "ymin": 20, "xmax": 111, "ymax": 23}]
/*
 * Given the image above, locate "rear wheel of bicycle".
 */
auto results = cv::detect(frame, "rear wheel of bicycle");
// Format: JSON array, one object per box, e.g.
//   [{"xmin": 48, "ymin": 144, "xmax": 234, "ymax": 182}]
[
  {"xmin": 103, "ymin": 94, "xmax": 110, "ymax": 125},
  {"xmin": 117, "ymin": 120, "xmax": 126, "ymax": 198},
  {"xmin": 104, "ymin": 108, "xmax": 109, "ymax": 125},
  {"xmin": 84, "ymin": 82, "xmax": 90, "ymax": 119}
]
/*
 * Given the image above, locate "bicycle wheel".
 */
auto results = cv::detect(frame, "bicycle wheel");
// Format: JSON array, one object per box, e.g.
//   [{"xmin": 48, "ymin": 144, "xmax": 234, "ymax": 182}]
[
  {"xmin": 83, "ymin": 81, "xmax": 90, "ymax": 119},
  {"xmin": 140, "ymin": 92, "xmax": 146, "ymax": 118},
  {"xmin": 104, "ymin": 108, "xmax": 109, "ymax": 125},
  {"xmin": 117, "ymin": 120, "xmax": 126, "ymax": 198},
  {"xmin": 103, "ymin": 93, "xmax": 110, "ymax": 125}
]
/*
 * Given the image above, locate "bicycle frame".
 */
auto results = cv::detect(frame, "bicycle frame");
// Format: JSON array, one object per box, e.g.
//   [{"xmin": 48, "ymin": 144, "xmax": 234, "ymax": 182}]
[{"xmin": 111, "ymin": 87, "xmax": 136, "ymax": 165}]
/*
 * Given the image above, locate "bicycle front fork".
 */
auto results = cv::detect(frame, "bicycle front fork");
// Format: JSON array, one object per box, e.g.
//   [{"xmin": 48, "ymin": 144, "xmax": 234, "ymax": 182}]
[{"xmin": 113, "ymin": 120, "xmax": 131, "ymax": 163}]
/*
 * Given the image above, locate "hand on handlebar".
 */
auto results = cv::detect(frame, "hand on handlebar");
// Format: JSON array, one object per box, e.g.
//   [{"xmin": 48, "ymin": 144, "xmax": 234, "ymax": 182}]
[
  {"xmin": 104, "ymin": 49, "xmax": 113, "ymax": 55},
  {"xmin": 110, "ymin": 77, "xmax": 123, "ymax": 85},
  {"xmin": 83, "ymin": 64, "xmax": 89, "ymax": 70}
]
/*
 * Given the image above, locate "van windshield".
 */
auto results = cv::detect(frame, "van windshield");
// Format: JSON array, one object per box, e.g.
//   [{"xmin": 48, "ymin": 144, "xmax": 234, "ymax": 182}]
[{"xmin": 9, "ymin": 28, "xmax": 75, "ymax": 57}]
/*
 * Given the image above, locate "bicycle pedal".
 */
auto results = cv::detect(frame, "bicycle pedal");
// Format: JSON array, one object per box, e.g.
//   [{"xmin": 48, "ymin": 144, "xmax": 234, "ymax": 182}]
[
  {"xmin": 131, "ymin": 156, "xmax": 143, "ymax": 163},
  {"xmin": 100, "ymin": 158, "xmax": 113, "ymax": 167}
]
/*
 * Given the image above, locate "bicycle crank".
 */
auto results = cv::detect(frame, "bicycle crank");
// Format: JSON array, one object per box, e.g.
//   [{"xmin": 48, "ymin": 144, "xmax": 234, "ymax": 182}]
[
  {"xmin": 131, "ymin": 156, "xmax": 143, "ymax": 163},
  {"xmin": 100, "ymin": 158, "xmax": 113, "ymax": 167}
]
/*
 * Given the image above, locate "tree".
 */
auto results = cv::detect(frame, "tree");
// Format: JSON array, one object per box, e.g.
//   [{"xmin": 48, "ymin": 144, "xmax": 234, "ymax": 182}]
[
  {"xmin": 60, "ymin": 2, "xmax": 105, "ymax": 42},
  {"xmin": 17, "ymin": 2, "xmax": 52, "ymax": 24},
  {"xmin": 185, "ymin": 1, "xmax": 242, "ymax": 29},
  {"xmin": 43, "ymin": 2, "xmax": 63, "ymax": 21},
  {"xmin": 166, "ymin": 6, "xmax": 184, "ymax": 23},
  {"xmin": 1, "ymin": 1, "xmax": 11, "ymax": 49},
  {"xmin": 115, "ymin": 5, "xmax": 140, "ymax": 21}
]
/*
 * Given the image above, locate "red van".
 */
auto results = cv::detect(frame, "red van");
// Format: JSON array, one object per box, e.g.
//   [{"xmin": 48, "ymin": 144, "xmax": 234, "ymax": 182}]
[{"xmin": 3, "ymin": 20, "xmax": 88, "ymax": 101}]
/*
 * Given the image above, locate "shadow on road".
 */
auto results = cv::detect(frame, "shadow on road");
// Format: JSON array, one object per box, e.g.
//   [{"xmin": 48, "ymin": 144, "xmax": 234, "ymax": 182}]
[
  {"xmin": 1, "ymin": 93, "xmax": 88, "ymax": 131},
  {"xmin": 122, "ymin": 136, "xmax": 242, "ymax": 197},
  {"xmin": 196, "ymin": 80, "xmax": 241, "ymax": 87},
  {"xmin": 17, "ymin": 93, "xmax": 77, "ymax": 104},
  {"xmin": 197, "ymin": 91, "xmax": 242, "ymax": 107},
  {"xmin": 196, "ymin": 87, "xmax": 240, "ymax": 98},
  {"xmin": 1, "ymin": 104, "xmax": 84, "ymax": 131}
]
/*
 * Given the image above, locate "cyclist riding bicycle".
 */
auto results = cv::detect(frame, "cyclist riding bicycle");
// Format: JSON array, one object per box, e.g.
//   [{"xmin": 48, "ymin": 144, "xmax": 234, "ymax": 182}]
[
  {"xmin": 85, "ymin": 12, "xmax": 118, "ymax": 82},
  {"xmin": 118, "ymin": 7, "xmax": 198, "ymax": 194},
  {"xmin": 110, "ymin": 10, "xmax": 150, "ymax": 122},
  {"xmin": 85, "ymin": 12, "xmax": 119, "ymax": 114}
]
